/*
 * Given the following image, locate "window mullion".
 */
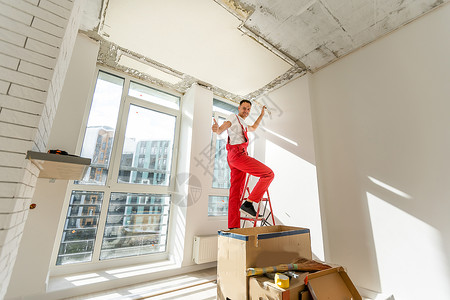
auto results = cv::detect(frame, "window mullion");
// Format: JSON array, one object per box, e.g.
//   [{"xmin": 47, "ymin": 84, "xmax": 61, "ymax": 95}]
[
  {"xmin": 167, "ymin": 113, "xmax": 180, "ymax": 194},
  {"xmin": 91, "ymin": 189, "xmax": 111, "ymax": 262},
  {"xmin": 127, "ymin": 95, "xmax": 179, "ymax": 116}
]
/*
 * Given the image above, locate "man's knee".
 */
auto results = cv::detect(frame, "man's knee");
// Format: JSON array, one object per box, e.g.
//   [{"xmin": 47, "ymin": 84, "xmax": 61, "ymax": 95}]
[{"xmin": 267, "ymin": 169, "xmax": 274, "ymax": 180}]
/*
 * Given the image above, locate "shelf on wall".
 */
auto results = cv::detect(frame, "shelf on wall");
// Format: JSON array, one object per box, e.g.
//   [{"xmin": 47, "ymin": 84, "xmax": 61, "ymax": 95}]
[{"xmin": 26, "ymin": 151, "xmax": 91, "ymax": 180}]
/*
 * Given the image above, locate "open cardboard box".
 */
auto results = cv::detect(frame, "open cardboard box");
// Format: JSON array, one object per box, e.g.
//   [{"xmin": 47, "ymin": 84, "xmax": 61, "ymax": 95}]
[
  {"xmin": 217, "ymin": 225, "xmax": 312, "ymax": 300},
  {"xmin": 306, "ymin": 266, "xmax": 362, "ymax": 300},
  {"xmin": 300, "ymin": 290, "xmax": 312, "ymax": 300},
  {"xmin": 249, "ymin": 272, "xmax": 308, "ymax": 300}
]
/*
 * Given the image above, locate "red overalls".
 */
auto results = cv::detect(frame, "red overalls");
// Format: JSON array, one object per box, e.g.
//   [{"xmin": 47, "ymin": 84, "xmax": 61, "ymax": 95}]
[{"xmin": 226, "ymin": 115, "xmax": 274, "ymax": 229}]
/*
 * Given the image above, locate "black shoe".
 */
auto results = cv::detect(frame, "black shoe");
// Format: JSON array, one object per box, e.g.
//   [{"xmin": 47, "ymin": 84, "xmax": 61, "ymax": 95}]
[{"xmin": 240, "ymin": 201, "xmax": 262, "ymax": 218}]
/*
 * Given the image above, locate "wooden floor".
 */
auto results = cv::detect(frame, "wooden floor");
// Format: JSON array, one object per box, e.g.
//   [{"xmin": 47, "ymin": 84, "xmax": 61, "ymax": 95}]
[
  {"xmin": 66, "ymin": 267, "xmax": 374, "ymax": 300},
  {"xmin": 66, "ymin": 268, "xmax": 217, "ymax": 300}
]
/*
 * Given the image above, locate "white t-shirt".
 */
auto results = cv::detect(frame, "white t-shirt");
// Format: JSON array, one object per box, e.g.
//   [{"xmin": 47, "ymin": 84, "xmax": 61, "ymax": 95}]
[{"xmin": 225, "ymin": 114, "xmax": 248, "ymax": 145}]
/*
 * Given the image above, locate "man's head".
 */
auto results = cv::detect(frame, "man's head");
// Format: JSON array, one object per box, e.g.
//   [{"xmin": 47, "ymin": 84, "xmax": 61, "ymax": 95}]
[{"xmin": 238, "ymin": 100, "xmax": 252, "ymax": 119}]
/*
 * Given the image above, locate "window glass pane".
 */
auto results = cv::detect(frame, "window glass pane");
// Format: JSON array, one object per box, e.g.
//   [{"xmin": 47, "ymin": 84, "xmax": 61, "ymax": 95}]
[
  {"xmin": 76, "ymin": 71, "xmax": 124, "ymax": 185},
  {"xmin": 208, "ymin": 196, "xmax": 228, "ymax": 216},
  {"xmin": 118, "ymin": 105, "xmax": 176, "ymax": 186},
  {"xmin": 213, "ymin": 99, "xmax": 237, "ymax": 114},
  {"xmin": 129, "ymin": 82, "xmax": 179, "ymax": 110},
  {"xmin": 100, "ymin": 192, "xmax": 170, "ymax": 260},
  {"xmin": 56, "ymin": 191, "xmax": 104, "ymax": 265},
  {"xmin": 212, "ymin": 117, "xmax": 230, "ymax": 188}
]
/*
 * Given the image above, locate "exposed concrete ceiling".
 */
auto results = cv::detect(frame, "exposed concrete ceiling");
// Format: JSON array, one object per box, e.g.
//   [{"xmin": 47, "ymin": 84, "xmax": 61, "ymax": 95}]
[
  {"xmin": 80, "ymin": 0, "xmax": 449, "ymax": 100},
  {"xmin": 224, "ymin": 0, "xmax": 448, "ymax": 72}
]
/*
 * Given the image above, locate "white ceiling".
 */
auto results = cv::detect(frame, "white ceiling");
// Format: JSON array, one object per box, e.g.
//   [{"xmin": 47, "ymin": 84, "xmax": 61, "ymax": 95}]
[
  {"xmin": 99, "ymin": 0, "xmax": 291, "ymax": 95},
  {"xmin": 81, "ymin": 0, "xmax": 449, "ymax": 97}
]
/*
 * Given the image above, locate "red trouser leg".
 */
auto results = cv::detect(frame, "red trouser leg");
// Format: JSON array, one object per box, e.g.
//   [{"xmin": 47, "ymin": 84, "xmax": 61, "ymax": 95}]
[
  {"xmin": 227, "ymin": 147, "xmax": 275, "ymax": 228},
  {"xmin": 228, "ymin": 164, "xmax": 246, "ymax": 229}
]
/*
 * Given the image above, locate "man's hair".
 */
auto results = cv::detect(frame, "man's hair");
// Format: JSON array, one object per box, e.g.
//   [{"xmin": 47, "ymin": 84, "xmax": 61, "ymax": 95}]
[{"xmin": 239, "ymin": 99, "xmax": 252, "ymax": 106}]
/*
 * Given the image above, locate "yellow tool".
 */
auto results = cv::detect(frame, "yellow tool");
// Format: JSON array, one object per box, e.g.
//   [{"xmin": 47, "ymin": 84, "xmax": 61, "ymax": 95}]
[{"xmin": 275, "ymin": 273, "xmax": 289, "ymax": 289}]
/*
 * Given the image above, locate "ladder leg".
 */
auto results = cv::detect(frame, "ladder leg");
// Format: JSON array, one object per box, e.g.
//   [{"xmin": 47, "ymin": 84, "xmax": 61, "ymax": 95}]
[
  {"xmin": 261, "ymin": 198, "xmax": 270, "ymax": 226},
  {"xmin": 239, "ymin": 174, "xmax": 250, "ymax": 228},
  {"xmin": 253, "ymin": 202, "xmax": 261, "ymax": 227},
  {"xmin": 239, "ymin": 174, "xmax": 250, "ymax": 205},
  {"xmin": 266, "ymin": 190, "xmax": 275, "ymax": 226}
]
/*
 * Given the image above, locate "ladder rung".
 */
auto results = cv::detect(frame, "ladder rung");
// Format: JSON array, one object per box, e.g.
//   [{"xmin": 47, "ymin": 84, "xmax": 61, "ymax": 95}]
[{"xmin": 240, "ymin": 216, "xmax": 265, "ymax": 221}]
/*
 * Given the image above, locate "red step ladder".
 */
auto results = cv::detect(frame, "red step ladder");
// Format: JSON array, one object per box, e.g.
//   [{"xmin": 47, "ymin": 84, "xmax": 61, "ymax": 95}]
[{"xmin": 239, "ymin": 174, "xmax": 275, "ymax": 227}]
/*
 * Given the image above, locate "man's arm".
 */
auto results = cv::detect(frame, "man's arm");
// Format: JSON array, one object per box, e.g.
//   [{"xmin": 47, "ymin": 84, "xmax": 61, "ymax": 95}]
[
  {"xmin": 248, "ymin": 106, "xmax": 266, "ymax": 132},
  {"xmin": 212, "ymin": 119, "xmax": 231, "ymax": 135}
]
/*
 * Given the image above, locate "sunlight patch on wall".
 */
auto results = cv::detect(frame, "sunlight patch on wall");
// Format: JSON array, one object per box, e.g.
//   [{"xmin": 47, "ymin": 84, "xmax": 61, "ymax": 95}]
[
  {"xmin": 264, "ymin": 140, "xmax": 323, "ymax": 260},
  {"xmin": 367, "ymin": 192, "xmax": 450, "ymax": 298},
  {"xmin": 173, "ymin": 206, "xmax": 187, "ymax": 265},
  {"xmin": 368, "ymin": 176, "xmax": 412, "ymax": 199},
  {"xmin": 261, "ymin": 126, "xmax": 298, "ymax": 146}
]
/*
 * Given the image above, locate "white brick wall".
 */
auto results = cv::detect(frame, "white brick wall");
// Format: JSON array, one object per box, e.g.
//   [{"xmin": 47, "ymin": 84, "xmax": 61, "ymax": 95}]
[{"xmin": 0, "ymin": 0, "xmax": 85, "ymax": 298}]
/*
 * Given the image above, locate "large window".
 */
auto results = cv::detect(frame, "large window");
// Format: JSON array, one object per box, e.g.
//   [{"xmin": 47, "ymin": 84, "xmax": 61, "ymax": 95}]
[
  {"xmin": 207, "ymin": 99, "xmax": 238, "ymax": 217},
  {"xmin": 100, "ymin": 193, "xmax": 170, "ymax": 260},
  {"xmin": 55, "ymin": 70, "xmax": 180, "ymax": 266}
]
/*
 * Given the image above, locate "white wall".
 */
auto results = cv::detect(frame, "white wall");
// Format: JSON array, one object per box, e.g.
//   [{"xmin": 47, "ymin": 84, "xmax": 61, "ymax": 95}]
[
  {"xmin": 177, "ymin": 84, "xmax": 228, "ymax": 266},
  {"xmin": 310, "ymin": 3, "xmax": 450, "ymax": 299},
  {"xmin": 252, "ymin": 75, "xmax": 324, "ymax": 260},
  {"xmin": 5, "ymin": 34, "xmax": 99, "ymax": 299},
  {"xmin": 0, "ymin": 1, "xmax": 84, "ymax": 298}
]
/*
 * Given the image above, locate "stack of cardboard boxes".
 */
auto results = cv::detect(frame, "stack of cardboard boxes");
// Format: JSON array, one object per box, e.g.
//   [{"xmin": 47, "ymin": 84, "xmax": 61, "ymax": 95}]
[{"xmin": 217, "ymin": 225, "xmax": 361, "ymax": 300}]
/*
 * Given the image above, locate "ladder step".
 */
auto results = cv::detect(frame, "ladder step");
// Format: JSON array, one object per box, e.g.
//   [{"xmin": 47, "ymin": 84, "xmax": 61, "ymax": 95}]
[
  {"xmin": 239, "ymin": 175, "xmax": 275, "ymax": 228},
  {"xmin": 240, "ymin": 216, "xmax": 264, "ymax": 221}
]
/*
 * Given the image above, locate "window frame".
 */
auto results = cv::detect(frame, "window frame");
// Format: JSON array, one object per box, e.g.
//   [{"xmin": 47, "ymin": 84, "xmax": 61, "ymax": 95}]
[
  {"xmin": 50, "ymin": 67, "xmax": 182, "ymax": 275},
  {"xmin": 206, "ymin": 97, "xmax": 238, "ymax": 219}
]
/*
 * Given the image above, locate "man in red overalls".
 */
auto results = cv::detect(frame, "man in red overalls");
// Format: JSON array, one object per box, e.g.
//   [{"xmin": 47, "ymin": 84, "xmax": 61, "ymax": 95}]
[{"xmin": 212, "ymin": 100, "xmax": 274, "ymax": 229}]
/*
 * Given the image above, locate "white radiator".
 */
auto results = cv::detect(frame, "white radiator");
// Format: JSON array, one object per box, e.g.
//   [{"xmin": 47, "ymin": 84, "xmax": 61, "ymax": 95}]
[{"xmin": 192, "ymin": 235, "xmax": 218, "ymax": 264}]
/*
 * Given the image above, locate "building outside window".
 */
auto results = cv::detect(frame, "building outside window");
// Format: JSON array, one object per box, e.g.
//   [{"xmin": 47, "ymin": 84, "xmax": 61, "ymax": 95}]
[{"xmin": 55, "ymin": 70, "xmax": 180, "ymax": 266}]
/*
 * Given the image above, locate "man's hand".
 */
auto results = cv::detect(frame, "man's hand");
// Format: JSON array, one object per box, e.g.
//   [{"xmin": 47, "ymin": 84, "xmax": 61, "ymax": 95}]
[
  {"xmin": 212, "ymin": 119, "xmax": 231, "ymax": 134},
  {"xmin": 261, "ymin": 105, "xmax": 267, "ymax": 116},
  {"xmin": 212, "ymin": 118, "xmax": 219, "ymax": 133},
  {"xmin": 248, "ymin": 105, "xmax": 267, "ymax": 132}
]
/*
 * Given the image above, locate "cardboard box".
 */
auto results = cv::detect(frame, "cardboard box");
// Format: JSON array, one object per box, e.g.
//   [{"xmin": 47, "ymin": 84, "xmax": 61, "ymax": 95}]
[
  {"xmin": 249, "ymin": 272, "xmax": 308, "ymax": 300},
  {"xmin": 300, "ymin": 290, "xmax": 312, "ymax": 300},
  {"xmin": 217, "ymin": 225, "xmax": 312, "ymax": 300},
  {"xmin": 306, "ymin": 266, "xmax": 362, "ymax": 300}
]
